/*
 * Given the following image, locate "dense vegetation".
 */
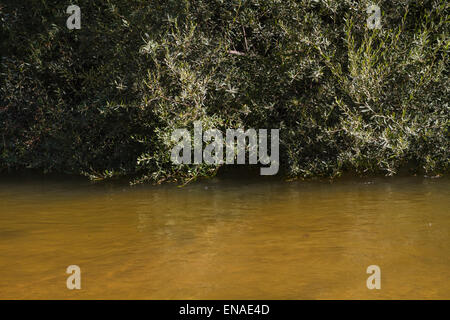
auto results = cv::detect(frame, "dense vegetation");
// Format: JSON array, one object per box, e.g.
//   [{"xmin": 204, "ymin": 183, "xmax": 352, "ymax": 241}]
[{"xmin": 1, "ymin": 0, "xmax": 448, "ymax": 184}]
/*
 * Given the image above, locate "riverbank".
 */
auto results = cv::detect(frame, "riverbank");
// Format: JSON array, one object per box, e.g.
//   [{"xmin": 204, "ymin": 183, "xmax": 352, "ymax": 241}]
[{"xmin": 2, "ymin": 1, "xmax": 448, "ymax": 185}]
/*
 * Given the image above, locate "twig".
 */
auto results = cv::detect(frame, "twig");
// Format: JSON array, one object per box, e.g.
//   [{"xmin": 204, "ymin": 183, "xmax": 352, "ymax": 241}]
[{"xmin": 228, "ymin": 50, "xmax": 246, "ymax": 56}]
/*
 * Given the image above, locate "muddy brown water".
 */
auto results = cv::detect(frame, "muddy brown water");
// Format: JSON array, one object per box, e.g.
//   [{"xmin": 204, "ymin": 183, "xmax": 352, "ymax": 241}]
[{"xmin": 0, "ymin": 174, "xmax": 449, "ymax": 299}]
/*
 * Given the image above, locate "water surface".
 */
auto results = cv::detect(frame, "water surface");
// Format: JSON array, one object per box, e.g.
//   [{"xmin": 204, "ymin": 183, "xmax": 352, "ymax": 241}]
[{"xmin": 0, "ymin": 174, "xmax": 449, "ymax": 299}]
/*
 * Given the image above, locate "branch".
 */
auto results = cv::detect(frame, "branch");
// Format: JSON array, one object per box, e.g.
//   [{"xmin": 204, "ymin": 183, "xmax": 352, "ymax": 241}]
[{"xmin": 228, "ymin": 50, "xmax": 246, "ymax": 56}]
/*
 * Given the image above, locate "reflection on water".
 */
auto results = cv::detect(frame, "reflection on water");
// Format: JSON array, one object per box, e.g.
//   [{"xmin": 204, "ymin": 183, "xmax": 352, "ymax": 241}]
[{"xmin": 0, "ymin": 174, "xmax": 449, "ymax": 299}]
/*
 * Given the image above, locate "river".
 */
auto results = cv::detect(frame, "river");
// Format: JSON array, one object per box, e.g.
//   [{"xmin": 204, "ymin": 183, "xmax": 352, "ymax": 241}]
[{"xmin": 0, "ymin": 174, "xmax": 449, "ymax": 299}]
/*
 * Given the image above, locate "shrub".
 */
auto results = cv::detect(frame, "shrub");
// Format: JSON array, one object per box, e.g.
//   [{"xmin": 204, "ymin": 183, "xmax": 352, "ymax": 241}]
[{"xmin": 1, "ymin": 0, "xmax": 448, "ymax": 183}]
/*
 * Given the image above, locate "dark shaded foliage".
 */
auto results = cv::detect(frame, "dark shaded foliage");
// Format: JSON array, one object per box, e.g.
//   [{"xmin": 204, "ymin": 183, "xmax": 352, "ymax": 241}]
[{"xmin": 1, "ymin": 0, "xmax": 448, "ymax": 183}]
